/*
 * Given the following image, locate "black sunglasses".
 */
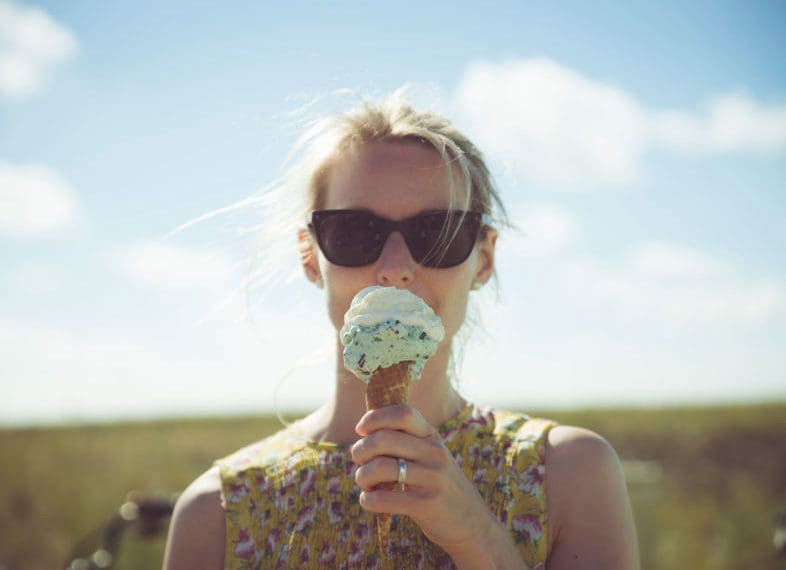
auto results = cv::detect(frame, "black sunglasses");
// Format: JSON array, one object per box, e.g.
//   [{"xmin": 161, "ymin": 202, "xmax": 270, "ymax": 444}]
[{"xmin": 309, "ymin": 209, "xmax": 487, "ymax": 268}]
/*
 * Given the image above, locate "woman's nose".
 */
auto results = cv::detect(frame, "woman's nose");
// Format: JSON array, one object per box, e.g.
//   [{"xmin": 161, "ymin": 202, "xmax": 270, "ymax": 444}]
[{"xmin": 376, "ymin": 231, "xmax": 415, "ymax": 287}]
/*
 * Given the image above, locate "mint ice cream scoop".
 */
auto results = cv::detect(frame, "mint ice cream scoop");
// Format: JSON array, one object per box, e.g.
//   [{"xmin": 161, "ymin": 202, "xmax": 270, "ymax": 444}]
[{"xmin": 340, "ymin": 286, "xmax": 445, "ymax": 382}]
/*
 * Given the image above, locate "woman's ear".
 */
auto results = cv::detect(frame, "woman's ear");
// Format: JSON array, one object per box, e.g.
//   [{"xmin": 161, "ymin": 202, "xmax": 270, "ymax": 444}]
[
  {"xmin": 473, "ymin": 227, "xmax": 498, "ymax": 288},
  {"xmin": 297, "ymin": 228, "xmax": 323, "ymax": 286}
]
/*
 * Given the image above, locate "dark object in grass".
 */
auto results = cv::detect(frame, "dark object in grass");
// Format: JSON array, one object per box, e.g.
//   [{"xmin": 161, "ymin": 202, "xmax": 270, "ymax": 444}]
[{"xmin": 64, "ymin": 492, "xmax": 177, "ymax": 570}]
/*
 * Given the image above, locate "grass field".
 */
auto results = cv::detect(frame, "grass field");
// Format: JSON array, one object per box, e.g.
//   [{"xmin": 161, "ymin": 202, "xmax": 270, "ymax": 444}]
[{"xmin": 1, "ymin": 403, "xmax": 785, "ymax": 569}]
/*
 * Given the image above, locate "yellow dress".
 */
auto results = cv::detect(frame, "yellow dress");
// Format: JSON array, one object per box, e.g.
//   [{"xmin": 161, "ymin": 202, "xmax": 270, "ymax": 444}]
[{"xmin": 216, "ymin": 403, "xmax": 556, "ymax": 570}]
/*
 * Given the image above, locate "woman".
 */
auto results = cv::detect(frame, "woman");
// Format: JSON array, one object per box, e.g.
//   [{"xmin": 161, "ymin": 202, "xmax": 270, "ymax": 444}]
[{"xmin": 163, "ymin": 93, "xmax": 640, "ymax": 569}]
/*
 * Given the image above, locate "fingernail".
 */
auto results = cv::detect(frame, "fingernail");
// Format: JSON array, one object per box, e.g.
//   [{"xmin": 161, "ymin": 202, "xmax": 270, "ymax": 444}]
[{"xmin": 355, "ymin": 411, "xmax": 369, "ymax": 433}]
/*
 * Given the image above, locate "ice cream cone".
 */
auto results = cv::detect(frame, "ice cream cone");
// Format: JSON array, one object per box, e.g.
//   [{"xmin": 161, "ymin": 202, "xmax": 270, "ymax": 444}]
[
  {"xmin": 341, "ymin": 286, "xmax": 445, "ymax": 564},
  {"xmin": 364, "ymin": 360, "xmax": 412, "ymax": 558}
]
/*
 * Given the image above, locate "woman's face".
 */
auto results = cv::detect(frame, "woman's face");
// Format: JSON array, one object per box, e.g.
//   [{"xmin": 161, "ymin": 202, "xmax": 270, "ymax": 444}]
[{"xmin": 304, "ymin": 139, "xmax": 496, "ymax": 345}]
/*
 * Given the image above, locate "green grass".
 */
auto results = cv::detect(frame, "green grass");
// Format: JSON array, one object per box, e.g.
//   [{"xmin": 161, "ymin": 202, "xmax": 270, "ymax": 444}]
[{"xmin": 1, "ymin": 403, "xmax": 785, "ymax": 570}]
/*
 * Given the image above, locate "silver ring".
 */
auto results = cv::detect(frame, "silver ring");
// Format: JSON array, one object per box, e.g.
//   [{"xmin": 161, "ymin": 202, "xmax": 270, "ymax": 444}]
[{"xmin": 397, "ymin": 458, "xmax": 407, "ymax": 491}]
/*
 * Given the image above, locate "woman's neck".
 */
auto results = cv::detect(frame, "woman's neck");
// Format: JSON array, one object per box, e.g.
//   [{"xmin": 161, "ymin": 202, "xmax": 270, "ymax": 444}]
[{"xmin": 297, "ymin": 341, "xmax": 466, "ymax": 446}]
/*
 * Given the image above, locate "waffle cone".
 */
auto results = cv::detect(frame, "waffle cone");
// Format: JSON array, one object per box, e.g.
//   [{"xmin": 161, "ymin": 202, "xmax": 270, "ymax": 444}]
[
  {"xmin": 364, "ymin": 361, "xmax": 412, "ymax": 560},
  {"xmin": 365, "ymin": 361, "xmax": 412, "ymax": 411}
]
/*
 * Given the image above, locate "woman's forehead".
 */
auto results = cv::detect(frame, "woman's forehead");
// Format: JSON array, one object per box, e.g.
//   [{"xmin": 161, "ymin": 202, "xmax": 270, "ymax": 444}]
[{"xmin": 322, "ymin": 140, "xmax": 468, "ymax": 211}]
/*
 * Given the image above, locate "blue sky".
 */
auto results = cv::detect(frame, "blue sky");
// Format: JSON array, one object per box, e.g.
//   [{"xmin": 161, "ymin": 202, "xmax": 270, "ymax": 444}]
[{"xmin": 2, "ymin": 1, "xmax": 785, "ymax": 425}]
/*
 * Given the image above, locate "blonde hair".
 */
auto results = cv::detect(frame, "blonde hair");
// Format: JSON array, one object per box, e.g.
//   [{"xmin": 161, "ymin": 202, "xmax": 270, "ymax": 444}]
[{"xmin": 301, "ymin": 90, "xmax": 507, "ymax": 224}]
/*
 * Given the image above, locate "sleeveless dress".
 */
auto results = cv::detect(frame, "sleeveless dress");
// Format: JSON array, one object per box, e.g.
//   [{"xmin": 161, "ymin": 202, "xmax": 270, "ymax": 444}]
[{"xmin": 215, "ymin": 403, "xmax": 556, "ymax": 570}]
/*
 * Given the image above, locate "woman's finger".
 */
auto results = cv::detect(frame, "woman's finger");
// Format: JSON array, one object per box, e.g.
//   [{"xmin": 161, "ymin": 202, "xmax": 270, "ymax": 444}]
[
  {"xmin": 350, "ymin": 427, "xmax": 442, "ymax": 466},
  {"xmin": 358, "ymin": 485, "xmax": 426, "ymax": 516},
  {"xmin": 355, "ymin": 404, "xmax": 437, "ymax": 438},
  {"xmin": 355, "ymin": 455, "xmax": 432, "ymax": 491}
]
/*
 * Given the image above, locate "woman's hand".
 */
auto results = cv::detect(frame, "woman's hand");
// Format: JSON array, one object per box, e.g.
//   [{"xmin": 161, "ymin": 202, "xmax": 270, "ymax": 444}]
[{"xmin": 351, "ymin": 404, "xmax": 528, "ymax": 570}]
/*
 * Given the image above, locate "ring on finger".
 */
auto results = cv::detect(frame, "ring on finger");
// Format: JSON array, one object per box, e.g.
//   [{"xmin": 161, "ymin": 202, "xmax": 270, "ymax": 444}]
[{"xmin": 396, "ymin": 457, "xmax": 407, "ymax": 492}]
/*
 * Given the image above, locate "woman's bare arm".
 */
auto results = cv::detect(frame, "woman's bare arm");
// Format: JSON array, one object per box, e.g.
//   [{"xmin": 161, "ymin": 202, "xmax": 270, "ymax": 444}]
[
  {"xmin": 546, "ymin": 426, "xmax": 640, "ymax": 569},
  {"xmin": 162, "ymin": 466, "xmax": 226, "ymax": 570}
]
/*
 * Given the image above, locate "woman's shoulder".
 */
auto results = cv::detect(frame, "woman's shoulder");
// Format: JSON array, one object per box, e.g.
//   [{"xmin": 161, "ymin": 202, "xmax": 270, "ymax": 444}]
[
  {"xmin": 544, "ymin": 425, "xmax": 639, "ymax": 567},
  {"xmin": 163, "ymin": 466, "xmax": 225, "ymax": 569},
  {"xmin": 545, "ymin": 425, "xmax": 622, "ymax": 505},
  {"xmin": 545, "ymin": 425, "xmax": 622, "ymax": 497},
  {"xmin": 546, "ymin": 424, "xmax": 618, "ymax": 464}
]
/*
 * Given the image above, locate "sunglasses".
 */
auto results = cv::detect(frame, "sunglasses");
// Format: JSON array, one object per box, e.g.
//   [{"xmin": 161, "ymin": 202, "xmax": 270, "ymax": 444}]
[{"xmin": 309, "ymin": 209, "xmax": 488, "ymax": 268}]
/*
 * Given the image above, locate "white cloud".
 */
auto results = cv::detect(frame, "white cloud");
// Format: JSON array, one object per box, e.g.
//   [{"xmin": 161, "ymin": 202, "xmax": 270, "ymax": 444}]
[
  {"xmin": 454, "ymin": 58, "xmax": 646, "ymax": 188},
  {"xmin": 0, "ymin": 0, "xmax": 77, "ymax": 98},
  {"xmin": 0, "ymin": 319, "xmax": 240, "ymax": 423},
  {"xmin": 652, "ymin": 92, "xmax": 786, "ymax": 153},
  {"xmin": 626, "ymin": 241, "xmax": 730, "ymax": 280},
  {"xmin": 559, "ymin": 242, "xmax": 784, "ymax": 324},
  {"xmin": 6, "ymin": 260, "xmax": 65, "ymax": 292},
  {"xmin": 119, "ymin": 241, "xmax": 236, "ymax": 289},
  {"xmin": 0, "ymin": 314, "xmax": 334, "ymax": 425},
  {"xmin": 0, "ymin": 160, "xmax": 81, "ymax": 238},
  {"xmin": 502, "ymin": 204, "xmax": 578, "ymax": 259},
  {"xmin": 461, "ymin": 323, "xmax": 786, "ymax": 409},
  {"xmin": 453, "ymin": 58, "xmax": 786, "ymax": 189}
]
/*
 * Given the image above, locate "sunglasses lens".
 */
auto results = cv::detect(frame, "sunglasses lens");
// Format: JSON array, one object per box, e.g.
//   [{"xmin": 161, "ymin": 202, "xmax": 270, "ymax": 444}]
[
  {"xmin": 312, "ymin": 210, "xmax": 482, "ymax": 268},
  {"xmin": 314, "ymin": 211, "xmax": 387, "ymax": 267},
  {"xmin": 405, "ymin": 212, "xmax": 480, "ymax": 268}
]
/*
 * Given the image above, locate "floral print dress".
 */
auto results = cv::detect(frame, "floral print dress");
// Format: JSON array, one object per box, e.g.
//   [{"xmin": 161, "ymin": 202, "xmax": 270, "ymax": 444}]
[{"xmin": 216, "ymin": 403, "xmax": 556, "ymax": 570}]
